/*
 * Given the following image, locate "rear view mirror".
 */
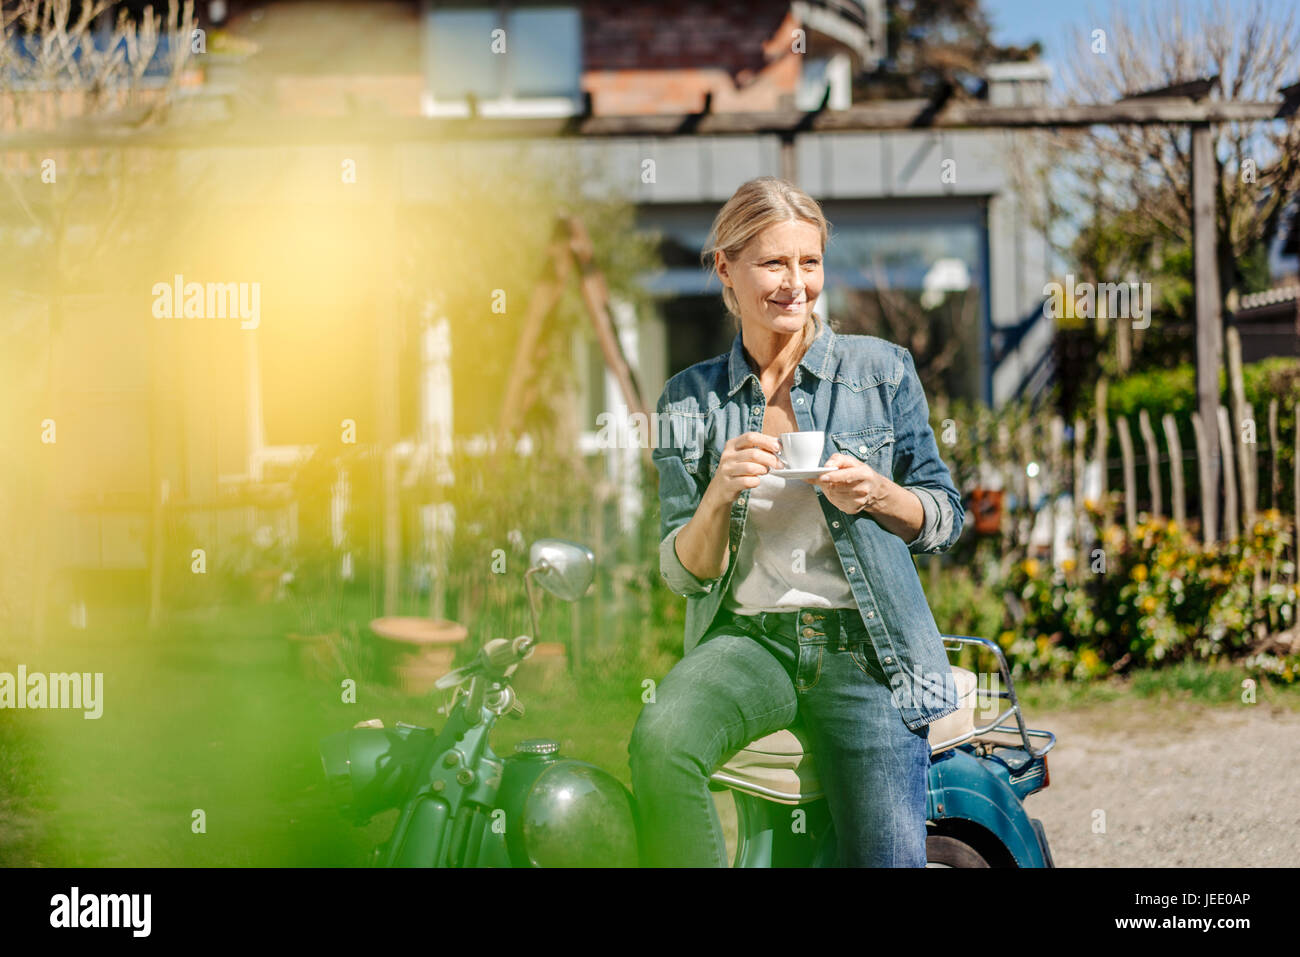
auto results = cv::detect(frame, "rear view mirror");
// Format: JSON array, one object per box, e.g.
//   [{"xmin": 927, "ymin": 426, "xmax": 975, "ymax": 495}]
[{"xmin": 529, "ymin": 539, "xmax": 595, "ymax": 602}]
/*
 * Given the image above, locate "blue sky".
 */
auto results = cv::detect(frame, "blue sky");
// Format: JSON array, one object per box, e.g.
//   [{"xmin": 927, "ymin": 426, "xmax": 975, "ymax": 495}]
[
  {"xmin": 984, "ymin": 0, "xmax": 1279, "ymax": 90},
  {"xmin": 985, "ymin": 0, "xmax": 1084, "ymax": 66}
]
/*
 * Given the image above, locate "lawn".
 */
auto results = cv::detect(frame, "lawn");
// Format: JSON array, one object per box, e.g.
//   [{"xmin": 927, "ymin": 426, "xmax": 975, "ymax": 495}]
[
  {"xmin": 0, "ymin": 597, "xmax": 653, "ymax": 867},
  {"xmin": 2, "ymin": 595, "xmax": 1296, "ymax": 866}
]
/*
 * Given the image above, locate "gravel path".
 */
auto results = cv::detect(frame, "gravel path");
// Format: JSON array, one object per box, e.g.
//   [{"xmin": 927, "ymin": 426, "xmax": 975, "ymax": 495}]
[{"xmin": 1024, "ymin": 699, "xmax": 1300, "ymax": 867}]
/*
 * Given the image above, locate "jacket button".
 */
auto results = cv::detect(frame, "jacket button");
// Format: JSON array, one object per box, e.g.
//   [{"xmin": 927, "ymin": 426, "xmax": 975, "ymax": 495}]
[
  {"xmin": 730, "ymin": 543, "xmax": 737, "ymax": 551},
  {"xmin": 884, "ymin": 656, "xmax": 892, "ymax": 664},
  {"xmin": 832, "ymin": 520, "xmax": 840, "ymax": 528},
  {"xmin": 858, "ymin": 445, "xmax": 868, "ymax": 454},
  {"xmin": 801, "ymin": 612, "xmax": 814, "ymax": 624},
  {"xmin": 802, "ymin": 626, "xmax": 815, "ymax": 637},
  {"xmin": 847, "ymin": 566, "xmax": 856, "ymax": 574}
]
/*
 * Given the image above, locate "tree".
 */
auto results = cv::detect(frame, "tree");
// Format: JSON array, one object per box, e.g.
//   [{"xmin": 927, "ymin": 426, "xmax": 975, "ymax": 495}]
[
  {"xmin": 0, "ymin": 0, "xmax": 197, "ymax": 639},
  {"xmin": 1046, "ymin": 0, "xmax": 1299, "ymax": 317},
  {"xmin": 856, "ymin": 0, "xmax": 1041, "ymax": 100}
]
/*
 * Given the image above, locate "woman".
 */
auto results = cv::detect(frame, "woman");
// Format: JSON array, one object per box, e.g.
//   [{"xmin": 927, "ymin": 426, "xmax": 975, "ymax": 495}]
[{"xmin": 629, "ymin": 176, "xmax": 964, "ymax": 867}]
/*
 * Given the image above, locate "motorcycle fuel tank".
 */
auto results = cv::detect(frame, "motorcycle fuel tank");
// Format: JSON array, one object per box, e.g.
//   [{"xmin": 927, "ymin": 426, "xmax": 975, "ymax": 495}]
[{"xmin": 498, "ymin": 741, "xmax": 639, "ymax": 868}]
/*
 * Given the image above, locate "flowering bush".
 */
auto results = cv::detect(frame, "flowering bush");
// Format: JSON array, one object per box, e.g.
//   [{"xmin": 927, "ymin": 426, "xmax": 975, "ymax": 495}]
[{"xmin": 1001, "ymin": 510, "xmax": 1300, "ymax": 682}]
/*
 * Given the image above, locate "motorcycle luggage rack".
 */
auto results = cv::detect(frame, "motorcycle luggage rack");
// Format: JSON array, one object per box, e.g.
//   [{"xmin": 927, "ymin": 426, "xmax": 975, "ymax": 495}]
[{"xmin": 931, "ymin": 635, "xmax": 1057, "ymax": 760}]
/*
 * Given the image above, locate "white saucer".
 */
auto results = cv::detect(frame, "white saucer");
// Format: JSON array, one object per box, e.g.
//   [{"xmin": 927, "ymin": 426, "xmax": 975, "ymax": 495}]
[{"xmin": 769, "ymin": 466, "xmax": 835, "ymax": 480}]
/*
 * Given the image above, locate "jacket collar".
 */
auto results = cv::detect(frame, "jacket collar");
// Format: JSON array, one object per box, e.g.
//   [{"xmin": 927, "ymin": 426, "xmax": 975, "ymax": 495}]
[{"xmin": 726, "ymin": 317, "xmax": 835, "ymax": 398}]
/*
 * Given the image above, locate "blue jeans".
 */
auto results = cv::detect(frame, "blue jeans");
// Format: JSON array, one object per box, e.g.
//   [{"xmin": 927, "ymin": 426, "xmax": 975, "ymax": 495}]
[{"xmin": 629, "ymin": 606, "xmax": 932, "ymax": 867}]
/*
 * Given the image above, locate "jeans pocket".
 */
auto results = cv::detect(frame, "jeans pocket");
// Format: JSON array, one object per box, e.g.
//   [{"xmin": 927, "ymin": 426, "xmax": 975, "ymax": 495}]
[
  {"xmin": 848, "ymin": 640, "xmax": 887, "ymax": 684},
  {"xmin": 794, "ymin": 641, "xmax": 825, "ymax": 691}
]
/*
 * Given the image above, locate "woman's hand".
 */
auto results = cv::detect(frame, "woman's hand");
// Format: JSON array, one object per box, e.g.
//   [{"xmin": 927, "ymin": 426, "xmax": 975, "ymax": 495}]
[
  {"xmin": 810, "ymin": 453, "xmax": 887, "ymax": 514},
  {"xmin": 813, "ymin": 453, "xmax": 925, "ymax": 542},
  {"xmin": 703, "ymin": 431, "xmax": 784, "ymax": 507}
]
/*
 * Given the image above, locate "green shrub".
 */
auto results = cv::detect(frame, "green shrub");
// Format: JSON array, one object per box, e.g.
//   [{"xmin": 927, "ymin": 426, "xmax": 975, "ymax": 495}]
[{"xmin": 1001, "ymin": 511, "xmax": 1300, "ymax": 682}]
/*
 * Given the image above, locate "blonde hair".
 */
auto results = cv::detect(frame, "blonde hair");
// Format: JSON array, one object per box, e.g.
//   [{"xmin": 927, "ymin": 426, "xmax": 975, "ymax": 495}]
[{"xmin": 701, "ymin": 176, "xmax": 830, "ymax": 347}]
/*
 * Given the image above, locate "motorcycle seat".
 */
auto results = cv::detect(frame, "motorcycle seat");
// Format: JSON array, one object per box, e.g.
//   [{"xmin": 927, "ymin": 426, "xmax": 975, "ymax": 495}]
[{"xmin": 710, "ymin": 665, "xmax": 979, "ymax": 805}]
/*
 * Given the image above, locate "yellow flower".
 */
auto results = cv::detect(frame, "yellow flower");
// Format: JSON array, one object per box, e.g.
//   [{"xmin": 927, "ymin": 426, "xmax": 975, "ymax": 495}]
[
  {"xmin": 1035, "ymin": 635, "xmax": 1049, "ymax": 654},
  {"xmin": 1079, "ymin": 648, "xmax": 1100, "ymax": 670},
  {"xmin": 1140, "ymin": 595, "xmax": 1158, "ymax": 615},
  {"xmin": 1022, "ymin": 558, "xmax": 1041, "ymax": 578},
  {"xmin": 1132, "ymin": 564, "xmax": 1149, "ymax": 583},
  {"xmin": 1063, "ymin": 558, "xmax": 1077, "ymax": 573},
  {"xmin": 998, "ymin": 630, "xmax": 1015, "ymax": 649}
]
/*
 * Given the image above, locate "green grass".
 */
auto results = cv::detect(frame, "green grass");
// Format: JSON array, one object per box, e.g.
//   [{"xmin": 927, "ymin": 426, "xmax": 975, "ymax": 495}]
[
  {"xmin": 0, "ymin": 597, "xmax": 664, "ymax": 866},
  {"xmin": 1013, "ymin": 658, "xmax": 1300, "ymax": 715},
  {"xmin": 2, "ymin": 595, "xmax": 1297, "ymax": 866}
]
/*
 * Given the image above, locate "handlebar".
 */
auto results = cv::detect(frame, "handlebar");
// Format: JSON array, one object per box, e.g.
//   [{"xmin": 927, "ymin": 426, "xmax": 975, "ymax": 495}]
[{"xmin": 434, "ymin": 635, "xmax": 535, "ymax": 691}]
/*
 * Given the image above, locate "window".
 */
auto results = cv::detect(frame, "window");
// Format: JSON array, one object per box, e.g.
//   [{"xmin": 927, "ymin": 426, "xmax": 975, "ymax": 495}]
[{"xmin": 424, "ymin": 4, "xmax": 581, "ymax": 116}]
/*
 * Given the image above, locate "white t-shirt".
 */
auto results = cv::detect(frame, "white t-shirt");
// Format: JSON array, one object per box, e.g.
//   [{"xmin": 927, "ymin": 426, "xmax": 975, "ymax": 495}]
[{"xmin": 723, "ymin": 470, "xmax": 857, "ymax": 615}]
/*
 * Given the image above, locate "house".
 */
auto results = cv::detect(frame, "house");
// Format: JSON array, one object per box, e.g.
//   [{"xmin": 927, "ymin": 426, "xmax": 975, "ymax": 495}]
[
  {"xmin": 203, "ymin": 0, "xmax": 1054, "ymax": 415},
  {"xmin": 3, "ymin": 0, "xmax": 1056, "ymax": 616}
]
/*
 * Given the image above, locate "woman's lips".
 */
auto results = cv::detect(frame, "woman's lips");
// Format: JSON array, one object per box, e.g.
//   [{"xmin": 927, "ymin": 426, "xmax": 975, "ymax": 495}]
[{"xmin": 771, "ymin": 298, "xmax": 805, "ymax": 310}]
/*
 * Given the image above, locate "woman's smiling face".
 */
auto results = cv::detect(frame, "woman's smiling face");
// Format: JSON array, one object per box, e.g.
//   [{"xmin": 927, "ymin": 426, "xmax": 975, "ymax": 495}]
[{"xmin": 716, "ymin": 218, "xmax": 824, "ymax": 335}]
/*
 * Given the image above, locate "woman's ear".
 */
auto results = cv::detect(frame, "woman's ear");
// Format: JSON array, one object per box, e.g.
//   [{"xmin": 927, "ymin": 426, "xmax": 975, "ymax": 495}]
[{"xmin": 715, "ymin": 249, "xmax": 732, "ymax": 288}]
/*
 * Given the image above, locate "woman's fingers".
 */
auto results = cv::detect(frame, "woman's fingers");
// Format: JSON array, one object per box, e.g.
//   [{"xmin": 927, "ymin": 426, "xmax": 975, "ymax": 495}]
[{"xmin": 727, "ymin": 432, "xmax": 782, "ymax": 471}]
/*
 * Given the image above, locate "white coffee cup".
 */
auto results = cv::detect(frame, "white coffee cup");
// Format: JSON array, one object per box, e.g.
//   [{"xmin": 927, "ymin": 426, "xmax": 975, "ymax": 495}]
[{"xmin": 778, "ymin": 431, "xmax": 825, "ymax": 470}]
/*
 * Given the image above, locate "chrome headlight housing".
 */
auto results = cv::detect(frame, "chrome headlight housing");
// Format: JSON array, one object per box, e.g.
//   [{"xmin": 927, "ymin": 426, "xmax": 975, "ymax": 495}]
[{"xmin": 319, "ymin": 723, "xmax": 429, "ymax": 822}]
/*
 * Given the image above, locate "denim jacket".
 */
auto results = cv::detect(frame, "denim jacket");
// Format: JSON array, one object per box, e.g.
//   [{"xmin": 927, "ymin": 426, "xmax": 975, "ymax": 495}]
[{"xmin": 652, "ymin": 320, "xmax": 964, "ymax": 730}]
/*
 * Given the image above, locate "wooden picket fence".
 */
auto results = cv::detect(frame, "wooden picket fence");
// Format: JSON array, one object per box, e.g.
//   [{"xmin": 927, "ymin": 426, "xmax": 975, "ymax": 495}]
[{"xmin": 974, "ymin": 393, "xmax": 1295, "ymax": 573}]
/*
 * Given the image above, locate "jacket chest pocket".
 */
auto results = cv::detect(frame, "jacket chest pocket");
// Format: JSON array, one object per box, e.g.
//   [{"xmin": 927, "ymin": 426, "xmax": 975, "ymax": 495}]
[
  {"xmin": 682, "ymin": 447, "xmax": 722, "ymax": 484},
  {"xmin": 830, "ymin": 426, "xmax": 894, "ymax": 475}
]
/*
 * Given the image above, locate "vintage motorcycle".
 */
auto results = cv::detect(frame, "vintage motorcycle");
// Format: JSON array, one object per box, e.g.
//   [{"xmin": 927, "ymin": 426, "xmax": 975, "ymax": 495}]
[{"xmin": 320, "ymin": 538, "xmax": 1057, "ymax": 867}]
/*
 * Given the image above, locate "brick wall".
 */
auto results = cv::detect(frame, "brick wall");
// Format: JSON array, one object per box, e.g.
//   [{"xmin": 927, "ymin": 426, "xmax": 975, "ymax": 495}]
[{"xmin": 582, "ymin": 0, "xmax": 802, "ymax": 114}]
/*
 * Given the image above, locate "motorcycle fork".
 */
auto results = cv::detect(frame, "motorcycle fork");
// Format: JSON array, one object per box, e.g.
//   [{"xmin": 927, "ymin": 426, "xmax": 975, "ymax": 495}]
[{"xmin": 382, "ymin": 702, "xmax": 503, "ymax": 867}]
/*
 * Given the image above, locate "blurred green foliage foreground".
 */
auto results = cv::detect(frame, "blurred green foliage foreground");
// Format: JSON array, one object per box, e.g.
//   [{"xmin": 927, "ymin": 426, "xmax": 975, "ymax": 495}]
[
  {"xmin": 0, "ymin": 593, "xmax": 655, "ymax": 867},
  {"xmin": 3, "ymin": 579, "xmax": 1299, "ymax": 866}
]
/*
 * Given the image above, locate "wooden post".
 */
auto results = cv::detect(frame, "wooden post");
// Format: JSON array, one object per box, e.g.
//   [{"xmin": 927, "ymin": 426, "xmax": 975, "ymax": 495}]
[
  {"xmin": 1049, "ymin": 415, "xmax": 1064, "ymax": 566},
  {"xmin": 1225, "ymin": 326, "xmax": 1255, "ymax": 527},
  {"xmin": 1117, "ymin": 416, "xmax": 1137, "ymax": 532},
  {"xmin": 1162, "ymin": 413, "xmax": 1187, "ymax": 525},
  {"xmin": 1268, "ymin": 398, "xmax": 1280, "ymax": 510},
  {"xmin": 1217, "ymin": 405, "xmax": 1239, "ymax": 541},
  {"xmin": 1073, "ymin": 417, "xmax": 1087, "ymax": 577},
  {"xmin": 1138, "ymin": 408, "xmax": 1163, "ymax": 519},
  {"xmin": 1192, "ymin": 411, "xmax": 1213, "ymax": 545},
  {"xmin": 1294, "ymin": 402, "xmax": 1300, "ymax": 587},
  {"xmin": 1192, "ymin": 121, "xmax": 1223, "ymax": 543},
  {"xmin": 997, "ymin": 423, "xmax": 1014, "ymax": 557},
  {"xmin": 1094, "ymin": 378, "xmax": 1110, "ymax": 527},
  {"xmin": 1241, "ymin": 401, "xmax": 1258, "ymax": 527}
]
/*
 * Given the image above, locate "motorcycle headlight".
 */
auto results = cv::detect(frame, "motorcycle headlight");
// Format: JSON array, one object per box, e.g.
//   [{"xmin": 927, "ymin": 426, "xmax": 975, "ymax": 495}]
[{"xmin": 319, "ymin": 724, "xmax": 428, "ymax": 822}]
